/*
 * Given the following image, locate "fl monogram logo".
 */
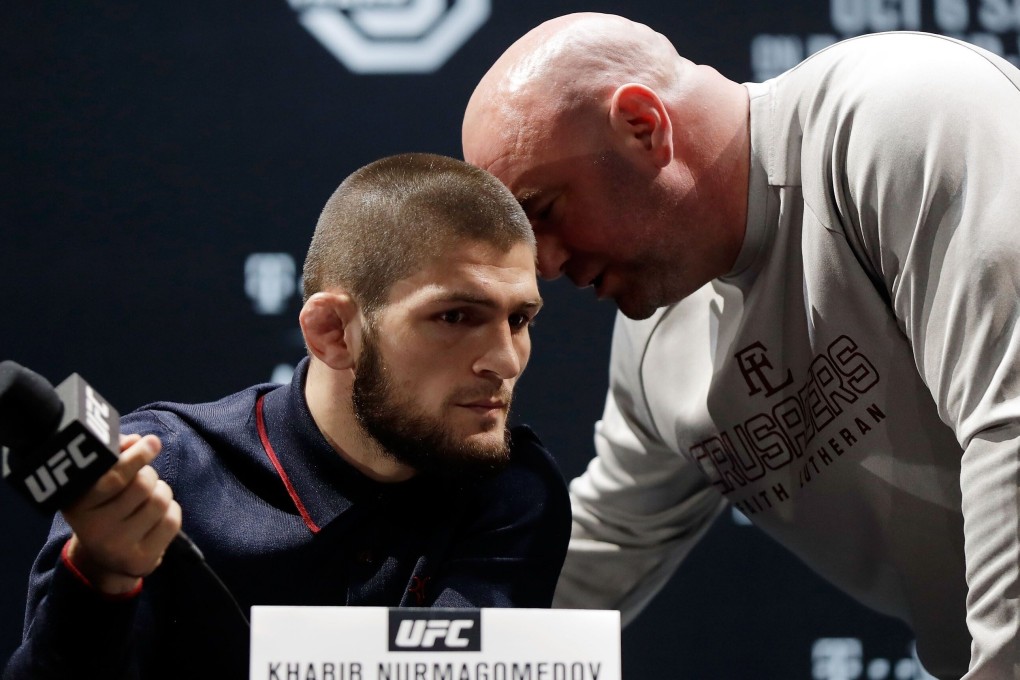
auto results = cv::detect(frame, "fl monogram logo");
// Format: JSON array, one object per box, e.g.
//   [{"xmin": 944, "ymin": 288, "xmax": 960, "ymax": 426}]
[{"xmin": 287, "ymin": 0, "xmax": 490, "ymax": 73}]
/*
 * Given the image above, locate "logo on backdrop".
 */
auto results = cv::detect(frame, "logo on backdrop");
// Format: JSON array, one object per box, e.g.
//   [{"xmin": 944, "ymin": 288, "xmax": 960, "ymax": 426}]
[
  {"xmin": 245, "ymin": 253, "xmax": 298, "ymax": 315},
  {"xmin": 388, "ymin": 610, "xmax": 481, "ymax": 652},
  {"xmin": 811, "ymin": 638, "xmax": 936, "ymax": 680},
  {"xmin": 750, "ymin": 0, "xmax": 1020, "ymax": 80},
  {"xmin": 812, "ymin": 638, "xmax": 863, "ymax": 680},
  {"xmin": 287, "ymin": 0, "xmax": 490, "ymax": 74}
]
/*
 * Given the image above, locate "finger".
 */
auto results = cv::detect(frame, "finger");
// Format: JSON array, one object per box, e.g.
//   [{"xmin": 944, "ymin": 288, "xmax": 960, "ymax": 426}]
[
  {"xmin": 119, "ymin": 432, "xmax": 142, "ymax": 452},
  {"xmin": 74, "ymin": 436, "xmax": 162, "ymax": 510},
  {"xmin": 138, "ymin": 497, "xmax": 183, "ymax": 561},
  {"xmin": 98, "ymin": 465, "xmax": 161, "ymax": 520},
  {"xmin": 121, "ymin": 478, "xmax": 177, "ymax": 542},
  {"xmin": 92, "ymin": 478, "xmax": 177, "ymax": 568}
]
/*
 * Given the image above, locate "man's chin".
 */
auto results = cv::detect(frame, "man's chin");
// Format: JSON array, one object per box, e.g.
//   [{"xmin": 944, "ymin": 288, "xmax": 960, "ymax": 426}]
[
  {"xmin": 461, "ymin": 423, "xmax": 511, "ymax": 454},
  {"xmin": 427, "ymin": 435, "xmax": 512, "ymax": 483},
  {"xmin": 461, "ymin": 429, "xmax": 507, "ymax": 452},
  {"xmin": 614, "ymin": 280, "xmax": 681, "ymax": 320},
  {"xmin": 615, "ymin": 295, "xmax": 658, "ymax": 320}
]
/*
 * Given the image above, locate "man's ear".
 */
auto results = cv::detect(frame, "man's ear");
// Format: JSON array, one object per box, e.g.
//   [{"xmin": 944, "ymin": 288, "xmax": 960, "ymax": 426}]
[
  {"xmin": 608, "ymin": 83, "xmax": 674, "ymax": 169},
  {"xmin": 299, "ymin": 291, "xmax": 363, "ymax": 370}
]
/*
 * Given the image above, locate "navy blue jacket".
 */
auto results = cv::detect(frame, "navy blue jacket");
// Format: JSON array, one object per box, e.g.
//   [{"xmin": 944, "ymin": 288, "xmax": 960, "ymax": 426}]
[{"xmin": 4, "ymin": 358, "xmax": 571, "ymax": 679}]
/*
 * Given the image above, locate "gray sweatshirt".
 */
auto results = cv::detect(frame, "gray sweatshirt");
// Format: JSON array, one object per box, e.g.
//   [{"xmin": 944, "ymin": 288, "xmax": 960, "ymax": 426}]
[{"xmin": 554, "ymin": 31, "xmax": 1020, "ymax": 680}]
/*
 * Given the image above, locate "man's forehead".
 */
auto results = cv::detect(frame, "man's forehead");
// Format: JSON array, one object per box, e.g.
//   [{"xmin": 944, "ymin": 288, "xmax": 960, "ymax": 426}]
[
  {"xmin": 415, "ymin": 284, "xmax": 543, "ymax": 310},
  {"xmin": 477, "ymin": 144, "xmax": 551, "ymax": 203},
  {"xmin": 469, "ymin": 103, "xmax": 585, "ymax": 204},
  {"xmin": 514, "ymin": 186, "xmax": 547, "ymax": 205},
  {"xmin": 464, "ymin": 86, "xmax": 556, "ymax": 183},
  {"xmin": 465, "ymin": 123, "xmax": 527, "ymax": 182},
  {"xmin": 388, "ymin": 243, "xmax": 540, "ymax": 305}
]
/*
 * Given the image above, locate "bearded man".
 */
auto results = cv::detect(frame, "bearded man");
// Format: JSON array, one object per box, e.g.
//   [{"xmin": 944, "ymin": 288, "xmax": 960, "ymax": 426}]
[{"xmin": 4, "ymin": 153, "xmax": 571, "ymax": 680}]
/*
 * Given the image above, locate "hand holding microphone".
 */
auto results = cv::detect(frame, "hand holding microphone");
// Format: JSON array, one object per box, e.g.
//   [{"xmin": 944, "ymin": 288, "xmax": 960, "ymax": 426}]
[
  {"xmin": 62, "ymin": 431, "xmax": 182, "ymax": 594},
  {"xmin": 0, "ymin": 360, "xmax": 186, "ymax": 595}
]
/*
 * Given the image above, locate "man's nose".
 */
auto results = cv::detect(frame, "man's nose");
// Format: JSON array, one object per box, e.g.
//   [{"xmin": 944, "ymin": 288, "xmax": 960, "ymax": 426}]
[
  {"xmin": 474, "ymin": 324, "xmax": 524, "ymax": 381},
  {"xmin": 535, "ymin": 232, "xmax": 568, "ymax": 280}
]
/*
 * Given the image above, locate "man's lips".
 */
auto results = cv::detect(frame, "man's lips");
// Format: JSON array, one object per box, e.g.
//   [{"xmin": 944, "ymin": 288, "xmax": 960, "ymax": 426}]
[
  {"xmin": 455, "ymin": 389, "xmax": 510, "ymax": 414},
  {"xmin": 459, "ymin": 400, "xmax": 507, "ymax": 412}
]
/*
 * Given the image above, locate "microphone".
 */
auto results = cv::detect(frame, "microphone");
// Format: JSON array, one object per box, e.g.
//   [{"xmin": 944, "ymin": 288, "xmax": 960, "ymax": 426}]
[
  {"xmin": 0, "ymin": 360, "xmax": 248, "ymax": 625},
  {"xmin": 0, "ymin": 360, "xmax": 205, "ymax": 559},
  {"xmin": 0, "ymin": 361, "xmax": 122, "ymax": 513}
]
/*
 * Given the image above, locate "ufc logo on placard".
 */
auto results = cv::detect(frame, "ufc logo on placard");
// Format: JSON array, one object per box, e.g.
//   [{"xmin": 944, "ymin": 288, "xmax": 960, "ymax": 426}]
[{"xmin": 388, "ymin": 610, "xmax": 481, "ymax": 652}]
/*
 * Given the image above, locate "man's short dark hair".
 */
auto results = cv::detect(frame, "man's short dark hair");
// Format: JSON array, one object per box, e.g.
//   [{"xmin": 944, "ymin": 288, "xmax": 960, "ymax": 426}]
[{"xmin": 302, "ymin": 152, "xmax": 535, "ymax": 314}]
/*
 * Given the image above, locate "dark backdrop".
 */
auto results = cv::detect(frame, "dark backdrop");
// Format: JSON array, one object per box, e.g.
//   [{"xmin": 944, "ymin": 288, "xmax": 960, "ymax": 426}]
[{"xmin": 2, "ymin": 2, "xmax": 1016, "ymax": 677}]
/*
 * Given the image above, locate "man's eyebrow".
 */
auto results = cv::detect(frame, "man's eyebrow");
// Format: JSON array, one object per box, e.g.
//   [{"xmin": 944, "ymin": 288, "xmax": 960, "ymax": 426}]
[
  {"xmin": 430, "ymin": 291, "xmax": 544, "ymax": 311},
  {"xmin": 516, "ymin": 189, "xmax": 545, "ymax": 215}
]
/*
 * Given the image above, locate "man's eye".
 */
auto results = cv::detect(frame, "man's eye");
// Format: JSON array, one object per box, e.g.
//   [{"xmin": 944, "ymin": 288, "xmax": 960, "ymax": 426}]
[
  {"xmin": 528, "ymin": 200, "xmax": 555, "ymax": 226},
  {"xmin": 439, "ymin": 310, "xmax": 467, "ymax": 324},
  {"xmin": 508, "ymin": 313, "xmax": 534, "ymax": 330}
]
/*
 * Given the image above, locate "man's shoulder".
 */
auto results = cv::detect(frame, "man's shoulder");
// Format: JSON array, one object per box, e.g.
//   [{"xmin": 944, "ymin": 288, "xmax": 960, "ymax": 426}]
[
  {"xmin": 120, "ymin": 382, "xmax": 276, "ymax": 441},
  {"xmin": 477, "ymin": 425, "xmax": 570, "ymax": 509},
  {"xmin": 503, "ymin": 425, "xmax": 567, "ymax": 484},
  {"xmin": 795, "ymin": 31, "xmax": 984, "ymax": 67},
  {"xmin": 782, "ymin": 31, "xmax": 1016, "ymax": 97},
  {"xmin": 453, "ymin": 424, "xmax": 571, "ymax": 538}
]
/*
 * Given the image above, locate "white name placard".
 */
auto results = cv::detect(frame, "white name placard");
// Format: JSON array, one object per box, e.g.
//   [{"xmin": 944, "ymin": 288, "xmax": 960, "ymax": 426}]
[{"xmin": 250, "ymin": 607, "xmax": 621, "ymax": 680}]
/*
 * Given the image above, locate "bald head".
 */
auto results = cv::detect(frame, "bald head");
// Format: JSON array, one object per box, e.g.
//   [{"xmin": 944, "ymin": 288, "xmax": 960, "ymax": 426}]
[
  {"xmin": 463, "ymin": 13, "xmax": 688, "ymax": 165},
  {"xmin": 461, "ymin": 12, "xmax": 751, "ymax": 317}
]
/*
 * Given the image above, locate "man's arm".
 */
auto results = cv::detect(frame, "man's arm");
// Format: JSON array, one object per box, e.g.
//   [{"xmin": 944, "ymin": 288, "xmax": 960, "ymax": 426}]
[
  {"xmin": 552, "ymin": 312, "xmax": 726, "ymax": 626},
  {"xmin": 838, "ymin": 38, "xmax": 1020, "ymax": 679},
  {"xmin": 3, "ymin": 424, "xmax": 179, "ymax": 679}
]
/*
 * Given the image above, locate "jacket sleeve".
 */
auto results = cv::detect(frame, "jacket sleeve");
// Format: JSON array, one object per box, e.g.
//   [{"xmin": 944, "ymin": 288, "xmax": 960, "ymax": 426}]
[
  {"xmin": 2, "ymin": 517, "xmax": 141, "ymax": 679},
  {"xmin": 2, "ymin": 410, "xmax": 171, "ymax": 680},
  {"xmin": 552, "ymin": 312, "xmax": 726, "ymax": 625},
  {"xmin": 836, "ymin": 40, "xmax": 1020, "ymax": 679}
]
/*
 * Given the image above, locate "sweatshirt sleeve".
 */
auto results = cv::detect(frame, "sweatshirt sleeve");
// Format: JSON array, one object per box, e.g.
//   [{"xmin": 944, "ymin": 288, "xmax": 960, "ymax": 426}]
[
  {"xmin": 552, "ymin": 311, "xmax": 726, "ymax": 625},
  {"xmin": 837, "ymin": 39, "xmax": 1020, "ymax": 679}
]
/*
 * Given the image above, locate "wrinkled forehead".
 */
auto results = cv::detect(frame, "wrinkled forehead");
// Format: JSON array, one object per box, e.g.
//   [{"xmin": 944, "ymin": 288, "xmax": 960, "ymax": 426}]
[
  {"xmin": 467, "ymin": 80, "xmax": 594, "ymax": 193},
  {"xmin": 464, "ymin": 82, "xmax": 536, "ymax": 165},
  {"xmin": 468, "ymin": 104, "xmax": 603, "ymax": 216}
]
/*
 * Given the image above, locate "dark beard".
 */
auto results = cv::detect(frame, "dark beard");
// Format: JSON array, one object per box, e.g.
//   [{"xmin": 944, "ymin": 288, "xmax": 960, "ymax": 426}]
[{"xmin": 351, "ymin": 331, "xmax": 512, "ymax": 482}]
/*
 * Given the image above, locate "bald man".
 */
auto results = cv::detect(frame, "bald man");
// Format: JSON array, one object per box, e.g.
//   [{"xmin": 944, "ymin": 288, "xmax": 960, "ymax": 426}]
[{"xmin": 463, "ymin": 13, "xmax": 1020, "ymax": 680}]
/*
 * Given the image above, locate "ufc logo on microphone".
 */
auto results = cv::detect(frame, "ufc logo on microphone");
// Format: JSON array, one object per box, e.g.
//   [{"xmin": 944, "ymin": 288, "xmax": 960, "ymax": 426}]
[
  {"xmin": 84, "ymin": 385, "xmax": 112, "ymax": 446},
  {"xmin": 388, "ymin": 610, "xmax": 481, "ymax": 652},
  {"xmin": 24, "ymin": 434, "xmax": 99, "ymax": 503}
]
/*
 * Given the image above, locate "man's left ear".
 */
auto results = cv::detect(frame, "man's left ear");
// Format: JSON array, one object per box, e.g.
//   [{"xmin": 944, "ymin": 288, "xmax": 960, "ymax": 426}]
[
  {"xmin": 298, "ymin": 291, "xmax": 363, "ymax": 370},
  {"xmin": 608, "ymin": 83, "xmax": 674, "ymax": 169}
]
